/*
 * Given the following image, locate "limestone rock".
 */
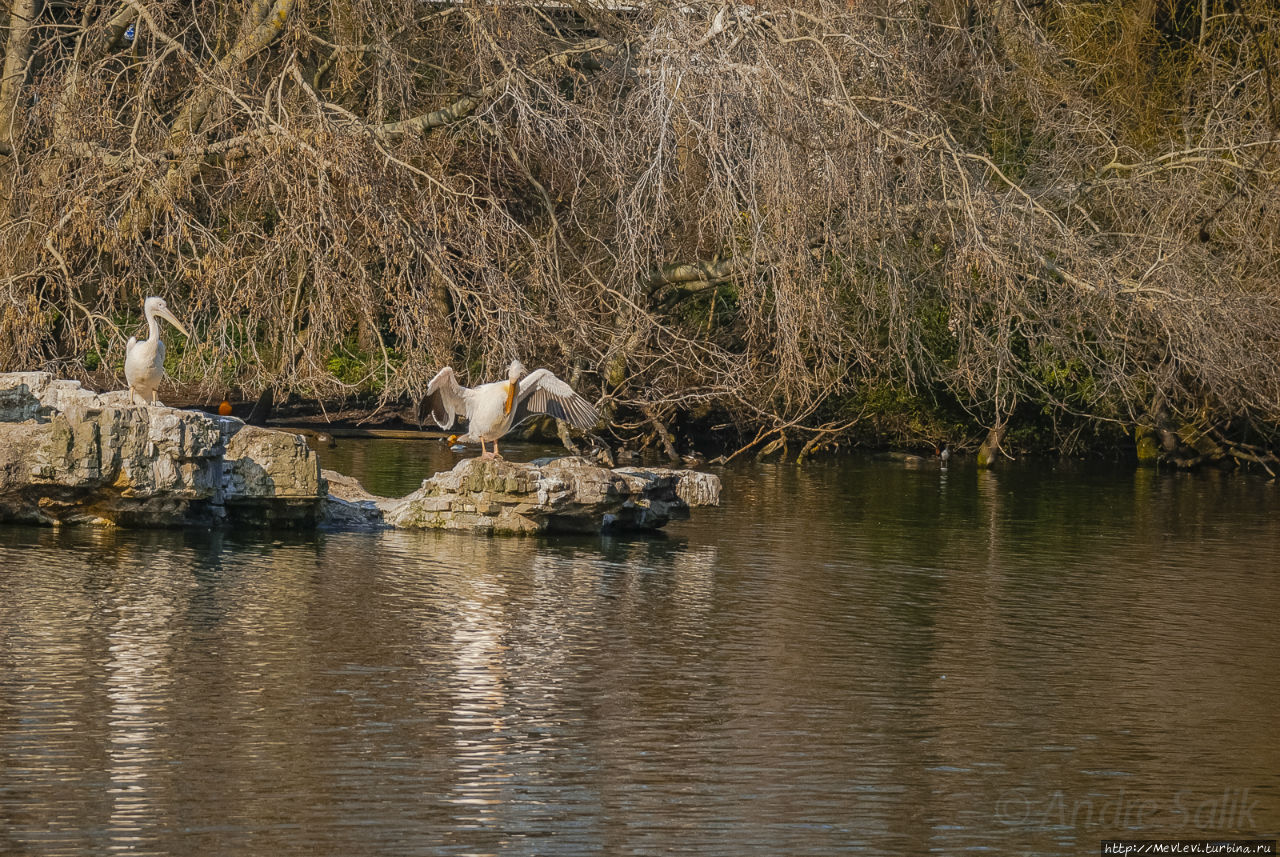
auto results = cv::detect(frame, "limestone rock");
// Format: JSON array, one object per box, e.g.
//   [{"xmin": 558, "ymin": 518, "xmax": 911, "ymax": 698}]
[
  {"xmin": 324, "ymin": 457, "xmax": 721, "ymax": 535},
  {"xmin": 320, "ymin": 470, "xmax": 397, "ymax": 531},
  {"xmin": 0, "ymin": 372, "xmax": 323, "ymax": 527}
]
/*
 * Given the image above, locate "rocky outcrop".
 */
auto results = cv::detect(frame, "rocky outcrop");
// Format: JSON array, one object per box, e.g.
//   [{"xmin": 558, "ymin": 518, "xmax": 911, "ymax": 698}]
[
  {"xmin": 323, "ymin": 457, "xmax": 721, "ymax": 534},
  {"xmin": 0, "ymin": 372, "xmax": 721, "ymax": 533},
  {"xmin": 0, "ymin": 372, "xmax": 323, "ymax": 527}
]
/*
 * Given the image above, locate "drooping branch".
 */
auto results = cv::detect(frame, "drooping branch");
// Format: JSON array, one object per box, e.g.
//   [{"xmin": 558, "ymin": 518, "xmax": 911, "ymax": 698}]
[
  {"xmin": 371, "ymin": 37, "xmax": 617, "ymax": 141},
  {"xmin": 165, "ymin": 0, "xmax": 297, "ymax": 147},
  {"xmin": 92, "ymin": 35, "xmax": 624, "ymax": 169},
  {"xmin": 646, "ymin": 256, "xmax": 747, "ymax": 289}
]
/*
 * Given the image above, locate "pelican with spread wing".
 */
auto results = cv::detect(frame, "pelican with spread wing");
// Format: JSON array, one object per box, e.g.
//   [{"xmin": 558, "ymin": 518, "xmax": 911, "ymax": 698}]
[
  {"xmin": 422, "ymin": 360, "xmax": 599, "ymax": 459},
  {"xmin": 124, "ymin": 296, "xmax": 190, "ymax": 406}
]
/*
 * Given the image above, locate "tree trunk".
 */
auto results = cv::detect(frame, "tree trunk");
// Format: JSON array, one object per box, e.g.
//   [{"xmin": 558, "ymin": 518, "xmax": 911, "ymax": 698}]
[
  {"xmin": 0, "ymin": 0, "xmax": 39, "ymax": 194},
  {"xmin": 977, "ymin": 425, "xmax": 1005, "ymax": 469}
]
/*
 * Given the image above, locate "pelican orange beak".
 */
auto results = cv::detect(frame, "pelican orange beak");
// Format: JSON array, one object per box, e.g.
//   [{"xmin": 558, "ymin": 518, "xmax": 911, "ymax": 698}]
[
  {"xmin": 157, "ymin": 306, "xmax": 190, "ymax": 338},
  {"xmin": 504, "ymin": 381, "xmax": 515, "ymax": 415}
]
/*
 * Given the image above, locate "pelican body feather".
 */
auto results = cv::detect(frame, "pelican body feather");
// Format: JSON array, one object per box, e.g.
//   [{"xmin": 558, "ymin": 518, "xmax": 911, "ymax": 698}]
[{"xmin": 124, "ymin": 297, "xmax": 190, "ymax": 406}]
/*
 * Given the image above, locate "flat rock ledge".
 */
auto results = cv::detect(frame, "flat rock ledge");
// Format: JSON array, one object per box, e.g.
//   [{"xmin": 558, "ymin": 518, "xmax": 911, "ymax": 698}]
[
  {"xmin": 0, "ymin": 372, "xmax": 719, "ymax": 534},
  {"xmin": 323, "ymin": 457, "xmax": 721, "ymax": 534}
]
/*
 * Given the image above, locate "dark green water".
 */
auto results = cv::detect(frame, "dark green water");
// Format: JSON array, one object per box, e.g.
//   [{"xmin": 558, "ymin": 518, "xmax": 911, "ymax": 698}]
[{"xmin": 2, "ymin": 440, "xmax": 1279, "ymax": 856}]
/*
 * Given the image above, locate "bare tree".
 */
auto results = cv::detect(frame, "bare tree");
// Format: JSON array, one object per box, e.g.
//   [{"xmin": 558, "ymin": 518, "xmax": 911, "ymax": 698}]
[{"xmin": 0, "ymin": 0, "xmax": 1277, "ymax": 464}]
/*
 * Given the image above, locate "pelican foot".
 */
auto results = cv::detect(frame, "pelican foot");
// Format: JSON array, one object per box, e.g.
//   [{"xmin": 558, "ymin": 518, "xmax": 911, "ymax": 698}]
[{"xmin": 479, "ymin": 451, "xmax": 496, "ymax": 460}]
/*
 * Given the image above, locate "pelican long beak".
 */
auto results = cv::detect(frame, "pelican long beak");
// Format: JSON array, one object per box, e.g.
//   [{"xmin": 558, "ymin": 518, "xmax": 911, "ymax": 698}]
[
  {"xmin": 157, "ymin": 307, "xmax": 190, "ymax": 338},
  {"xmin": 504, "ymin": 381, "xmax": 516, "ymax": 415}
]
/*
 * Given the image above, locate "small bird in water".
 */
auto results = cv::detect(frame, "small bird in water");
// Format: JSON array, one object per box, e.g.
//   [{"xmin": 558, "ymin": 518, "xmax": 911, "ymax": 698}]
[
  {"xmin": 422, "ymin": 359, "xmax": 599, "ymax": 459},
  {"xmin": 124, "ymin": 296, "xmax": 189, "ymax": 406},
  {"xmin": 938, "ymin": 442, "xmax": 951, "ymax": 468}
]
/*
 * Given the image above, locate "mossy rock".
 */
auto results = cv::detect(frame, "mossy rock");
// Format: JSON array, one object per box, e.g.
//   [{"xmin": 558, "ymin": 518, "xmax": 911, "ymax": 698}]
[
  {"xmin": 976, "ymin": 444, "xmax": 996, "ymax": 469},
  {"xmin": 976, "ymin": 427, "xmax": 1003, "ymax": 469},
  {"xmin": 1135, "ymin": 426, "xmax": 1160, "ymax": 465}
]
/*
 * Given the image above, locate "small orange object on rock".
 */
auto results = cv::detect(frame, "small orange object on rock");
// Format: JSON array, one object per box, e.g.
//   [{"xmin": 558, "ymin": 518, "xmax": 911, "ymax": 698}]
[{"xmin": 218, "ymin": 399, "xmax": 233, "ymax": 416}]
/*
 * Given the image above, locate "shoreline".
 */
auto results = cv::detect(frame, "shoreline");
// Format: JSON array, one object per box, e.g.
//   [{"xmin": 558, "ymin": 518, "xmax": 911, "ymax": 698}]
[{"xmin": 60, "ymin": 376, "xmax": 1278, "ymax": 473}]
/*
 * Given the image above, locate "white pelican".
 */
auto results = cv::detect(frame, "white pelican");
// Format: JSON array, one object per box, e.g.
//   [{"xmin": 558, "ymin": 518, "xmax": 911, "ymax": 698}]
[
  {"xmin": 423, "ymin": 359, "xmax": 599, "ymax": 459},
  {"xmin": 124, "ymin": 297, "xmax": 190, "ymax": 405}
]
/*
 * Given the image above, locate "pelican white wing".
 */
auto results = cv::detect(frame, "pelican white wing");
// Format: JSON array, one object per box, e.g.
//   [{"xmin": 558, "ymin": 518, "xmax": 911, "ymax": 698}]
[
  {"xmin": 513, "ymin": 369, "xmax": 600, "ymax": 430},
  {"xmin": 421, "ymin": 366, "xmax": 469, "ymax": 429}
]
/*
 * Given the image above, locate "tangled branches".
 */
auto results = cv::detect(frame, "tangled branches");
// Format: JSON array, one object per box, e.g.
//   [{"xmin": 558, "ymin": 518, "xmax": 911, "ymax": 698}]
[{"xmin": 0, "ymin": 0, "xmax": 1278, "ymax": 460}]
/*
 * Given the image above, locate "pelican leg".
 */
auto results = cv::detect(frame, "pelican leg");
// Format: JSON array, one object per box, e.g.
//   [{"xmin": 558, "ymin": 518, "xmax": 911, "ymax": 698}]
[
  {"xmin": 478, "ymin": 438, "xmax": 493, "ymax": 459},
  {"xmin": 492, "ymin": 439, "xmax": 503, "ymax": 460}
]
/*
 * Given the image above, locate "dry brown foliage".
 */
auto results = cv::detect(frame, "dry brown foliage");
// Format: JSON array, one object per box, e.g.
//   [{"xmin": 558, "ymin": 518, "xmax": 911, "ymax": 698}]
[{"xmin": 0, "ymin": 0, "xmax": 1277, "ymax": 458}]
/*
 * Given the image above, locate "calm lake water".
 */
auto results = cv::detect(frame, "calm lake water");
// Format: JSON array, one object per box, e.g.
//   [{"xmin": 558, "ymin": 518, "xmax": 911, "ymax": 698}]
[{"xmin": 2, "ymin": 439, "xmax": 1279, "ymax": 856}]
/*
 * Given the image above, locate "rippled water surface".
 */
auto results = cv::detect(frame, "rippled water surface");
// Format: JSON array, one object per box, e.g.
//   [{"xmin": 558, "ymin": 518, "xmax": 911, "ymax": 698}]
[{"xmin": 2, "ymin": 441, "xmax": 1279, "ymax": 856}]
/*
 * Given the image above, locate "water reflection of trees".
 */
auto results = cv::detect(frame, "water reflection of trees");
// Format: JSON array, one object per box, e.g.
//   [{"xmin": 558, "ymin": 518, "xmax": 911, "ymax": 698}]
[
  {"xmin": 1, "ymin": 460, "xmax": 1278, "ymax": 853},
  {"xmin": 679, "ymin": 461, "xmax": 1280, "ymax": 851}
]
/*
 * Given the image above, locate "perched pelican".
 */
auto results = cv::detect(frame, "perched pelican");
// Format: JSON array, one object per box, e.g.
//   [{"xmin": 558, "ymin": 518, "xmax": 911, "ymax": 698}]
[
  {"xmin": 423, "ymin": 359, "xmax": 599, "ymax": 459},
  {"xmin": 124, "ymin": 297, "xmax": 189, "ymax": 405}
]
